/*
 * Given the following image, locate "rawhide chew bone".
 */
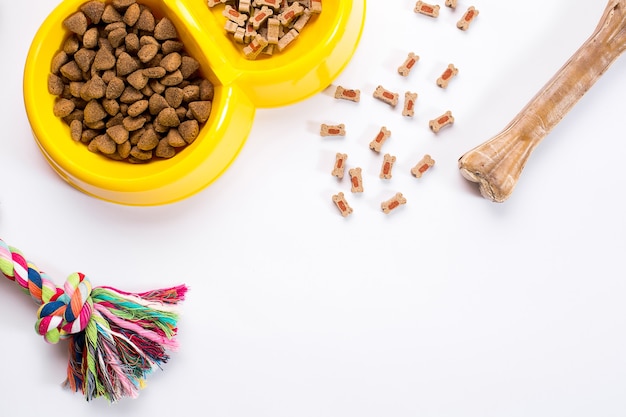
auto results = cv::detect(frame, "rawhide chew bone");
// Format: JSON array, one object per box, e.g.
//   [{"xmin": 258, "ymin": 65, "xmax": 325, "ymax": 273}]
[
  {"xmin": 458, "ymin": 0, "xmax": 626, "ymax": 202},
  {"xmin": 398, "ymin": 52, "xmax": 420, "ymax": 76},
  {"xmin": 332, "ymin": 192, "xmax": 353, "ymax": 217},
  {"xmin": 0, "ymin": 237, "xmax": 187, "ymax": 402},
  {"xmin": 414, "ymin": 1, "xmax": 440, "ymax": 17},
  {"xmin": 381, "ymin": 192, "xmax": 407, "ymax": 214},
  {"xmin": 457, "ymin": 6, "xmax": 479, "ymax": 31}
]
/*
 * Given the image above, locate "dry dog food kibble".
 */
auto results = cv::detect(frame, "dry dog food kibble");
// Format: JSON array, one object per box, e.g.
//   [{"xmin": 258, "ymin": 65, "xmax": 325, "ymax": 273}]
[
  {"xmin": 334, "ymin": 86, "xmax": 361, "ymax": 102},
  {"xmin": 332, "ymin": 192, "xmax": 353, "ymax": 217},
  {"xmin": 379, "ymin": 153, "xmax": 396, "ymax": 180},
  {"xmin": 402, "ymin": 91, "xmax": 418, "ymax": 117},
  {"xmin": 332, "ymin": 152, "xmax": 348, "ymax": 179},
  {"xmin": 320, "ymin": 123, "xmax": 346, "ymax": 137},
  {"xmin": 373, "ymin": 85, "xmax": 399, "ymax": 108},
  {"xmin": 398, "ymin": 52, "xmax": 419, "ymax": 77},
  {"xmin": 369, "ymin": 126, "xmax": 391, "ymax": 152},
  {"xmin": 457, "ymin": 6, "xmax": 479, "ymax": 30},
  {"xmin": 429, "ymin": 110, "xmax": 455, "ymax": 133},
  {"xmin": 436, "ymin": 64, "xmax": 458, "ymax": 88},
  {"xmin": 414, "ymin": 1, "xmax": 440, "ymax": 17},
  {"xmin": 209, "ymin": 0, "xmax": 321, "ymax": 59},
  {"xmin": 411, "ymin": 154, "xmax": 435, "ymax": 178},
  {"xmin": 349, "ymin": 167, "xmax": 364, "ymax": 193},
  {"xmin": 50, "ymin": 0, "xmax": 214, "ymax": 163},
  {"xmin": 381, "ymin": 192, "xmax": 406, "ymax": 214}
]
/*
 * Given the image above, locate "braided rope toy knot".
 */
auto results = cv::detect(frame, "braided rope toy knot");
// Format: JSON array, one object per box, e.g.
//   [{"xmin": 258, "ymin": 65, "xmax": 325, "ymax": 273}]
[{"xmin": 36, "ymin": 272, "xmax": 94, "ymax": 344}]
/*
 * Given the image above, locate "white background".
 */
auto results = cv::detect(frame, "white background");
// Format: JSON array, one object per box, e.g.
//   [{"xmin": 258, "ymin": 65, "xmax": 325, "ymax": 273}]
[{"xmin": 2, "ymin": 1, "xmax": 626, "ymax": 416}]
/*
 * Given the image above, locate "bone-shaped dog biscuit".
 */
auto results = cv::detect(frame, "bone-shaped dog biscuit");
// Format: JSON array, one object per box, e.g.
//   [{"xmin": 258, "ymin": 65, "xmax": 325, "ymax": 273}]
[
  {"xmin": 398, "ymin": 52, "xmax": 419, "ymax": 77},
  {"xmin": 251, "ymin": 6, "xmax": 274, "ymax": 30},
  {"xmin": 332, "ymin": 192, "xmax": 353, "ymax": 217},
  {"xmin": 373, "ymin": 86, "xmax": 399, "ymax": 108},
  {"xmin": 278, "ymin": 2, "xmax": 304, "ymax": 25},
  {"xmin": 349, "ymin": 167, "xmax": 364, "ymax": 193},
  {"xmin": 379, "ymin": 154, "xmax": 397, "ymax": 179},
  {"xmin": 429, "ymin": 111, "xmax": 454, "ymax": 133},
  {"xmin": 437, "ymin": 64, "xmax": 458, "ymax": 88},
  {"xmin": 334, "ymin": 86, "xmax": 361, "ymax": 102},
  {"xmin": 223, "ymin": 5, "xmax": 248, "ymax": 26},
  {"xmin": 243, "ymin": 34, "xmax": 269, "ymax": 59},
  {"xmin": 445, "ymin": 0, "xmax": 457, "ymax": 9},
  {"xmin": 403, "ymin": 92, "xmax": 418, "ymax": 117},
  {"xmin": 381, "ymin": 192, "xmax": 407, "ymax": 214},
  {"xmin": 369, "ymin": 126, "xmax": 391, "ymax": 152},
  {"xmin": 320, "ymin": 123, "xmax": 346, "ymax": 137},
  {"xmin": 332, "ymin": 153, "xmax": 348, "ymax": 179},
  {"xmin": 457, "ymin": 6, "xmax": 479, "ymax": 31},
  {"xmin": 414, "ymin": 1, "xmax": 440, "ymax": 17},
  {"xmin": 411, "ymin": 154, "xmax": 435, "ymax": 178}
]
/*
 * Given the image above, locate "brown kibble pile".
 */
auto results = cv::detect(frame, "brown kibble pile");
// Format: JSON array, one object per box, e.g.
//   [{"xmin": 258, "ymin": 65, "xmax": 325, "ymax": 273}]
[{"xmin": 49, "ymin": 0, "xmax": 215, "ymax": 163}]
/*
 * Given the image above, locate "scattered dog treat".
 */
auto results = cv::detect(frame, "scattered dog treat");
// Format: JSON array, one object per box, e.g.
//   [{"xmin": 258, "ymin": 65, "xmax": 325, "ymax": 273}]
[
  {"xmin": 50, "ymin": 0, "xmax": 213, "ymax": 163},
  {"xmin": 411, "ymin": 154, "xmax": 435, "ymax": 178},
  {"xmin": 381, "ymin": 192, "xmax": 407, "ymax": 214},
  {"xmin": 402, "ymin": 92, "xmax": 418, "ymax": 117},
  {"xmin": 332, "ymin": 192, "xmax": 353, "ymax": 217},
  {"xmin": 379, "ymin": 154, "xmax": 397, "ymax": 180},
  {"xmin": 349, "ymin": 167, "xmax": 364, "ymax": 193},
  {"xmin": 334, "ymin": 86, "xmax": 361, "ymax": 102},
  {"xmin": 373, "ymin": 85, "xmax": 399, "ymax": 108},
  {"xmin": 445, "ymin": 0, "xmax": 457, "ymax": 9},
  {"xmin": 457, "ymin": 6, "xmax": 479, "ymax": 30},
  {"xmin": 320, "ymin": 123, "xmax": 346, "ymax": 137},
  {"xmin": 436, "ymin": 64, "xmax": 459, "ymax": 88},
  {"xmin": 209, "ymin": 0, "xmax": 319, "ymax": 59},
  {"xmin": 398, "ymin": 52, "xmax": 419, "ymax": 77},
  {"xmin": 414, "ymin": 1, "xmax": 440, "ymax": 17},
  {"xmin": 332, "ymin": 152, "xmax": 348, "ymax": 179},
  {"xmin": 429, "ymin": 110, "xmax": 455, "ymax": 133},
  {"xmin": 369, "ymin": 126, "xmax": 391, "ymax": 152}
]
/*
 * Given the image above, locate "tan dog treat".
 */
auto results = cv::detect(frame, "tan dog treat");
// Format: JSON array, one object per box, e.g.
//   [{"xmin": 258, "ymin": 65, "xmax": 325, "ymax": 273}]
[
  {"xmin": 457, "ymin": 6, "xmax": 479, "ymax": 30},
  {"xmin": 437, "ymin": 64, "xmax": 458, "ymax": 88},
  {"xmin": 332, "ymin": 192, "xmax": 353, "ymax": 217},
  {"xmin": 277, "ymin": 29, "xmax": 299, "ymax": 52},
  {"xmin": 334, "ymin": 86, "xmax": 361, "ymax": 102},
  {"xmin": 207, "ymin": 0, "xmax": 228, "ymax": 6},
  {"xmin": 369, "ymin": 126, "xmax": 391, "ymax": 152},
  {"xmin": 310, "ymin": 0, "xmax": 322, "ymax": 13},
  {"xmin": 379, "ymin": 153, "xmax": 397, "ymax": 180},
  {"xmin": 398, "ymin": 52, "xmax": 419, "ymax": 77},
  {"xmin": 254, "ymin": 0, "xmax": 281, "ymax": 9},
  {"xmin": 224, "ymin": 20, "xmax": 239, "ymax": 34},
  {"xmin": 293, "ymin": 8, "xmax": 312, "ymax": 31},
  {"xmin": 445, "ymin": 0, "xmax": 457, "ymax": 9},
  {"xmin": 373, "ymin": 85, "xmax": 399, "ymax": 107},
  {"xmin": 320, "ymin": 123, "xmax": 346, "ymax": 137},
  {"xmin": 223, "ymin": 5, "xmax": 248, "ymax": 26},
  {"xmin": 239, "ymin": 0, "xmax": 252, "ymax": 13},
  {"xmin": 251, "ymin": 6, "xmax": 274, "ymax": 29},
  {"xmin": 332, "ymin": 152, "xmax": 348, "ymax": 179},
  {"xmin": 381, "ymin": 192, "xmax": 407, "ymax": 214},
  {"xmin": 349, "ymin": 167, "xmax": 364, "ymax": 193},
  {"xmin": 414, "ymin": 1, "xmax": 440, "ymax": 17},
  {"xmin": 243, "ymin": 34, "xmax": 269, "ymax": 59},
  {"xmin": 411, "ymin": 154, "xmax": 435, "ymax": 178},
  {"xmin": 278, "ymin": 2, "xmax": 304, "ymax": 25},
  {"xmin": 429, "ymin": 110, "xmax": 454, "ymax": 133},
  {"xmin": 402, "ymin": 91, "xmax": 418, "ymax": 117},
  {"xmin": 267, "ymin": 18, "xmax": 280, "ymax": 44}
]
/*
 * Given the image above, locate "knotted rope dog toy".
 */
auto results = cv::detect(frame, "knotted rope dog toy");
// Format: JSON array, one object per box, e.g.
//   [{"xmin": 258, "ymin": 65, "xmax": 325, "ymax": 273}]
[{"xmin": 0, "ymin": 237, "xmax": 187, "ymax": 402}]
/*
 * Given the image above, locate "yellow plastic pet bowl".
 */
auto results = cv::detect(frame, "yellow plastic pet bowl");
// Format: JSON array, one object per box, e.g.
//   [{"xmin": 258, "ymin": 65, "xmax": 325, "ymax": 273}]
[{"xmin": 24, "ymin": 0, "xmax": 366, "ymax": 205}]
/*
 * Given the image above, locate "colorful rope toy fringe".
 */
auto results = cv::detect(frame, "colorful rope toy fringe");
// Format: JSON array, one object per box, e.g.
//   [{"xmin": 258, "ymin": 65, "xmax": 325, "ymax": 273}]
[{"xmin": 0, "ymin": 237, "xmax": 187, "ymax": 402}]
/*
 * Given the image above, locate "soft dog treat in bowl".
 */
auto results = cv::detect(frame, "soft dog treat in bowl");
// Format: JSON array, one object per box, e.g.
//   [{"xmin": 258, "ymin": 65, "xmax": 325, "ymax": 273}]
[{"xmin": 25, "ymin": 0, "xmax": 366, "ymax": 205}]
